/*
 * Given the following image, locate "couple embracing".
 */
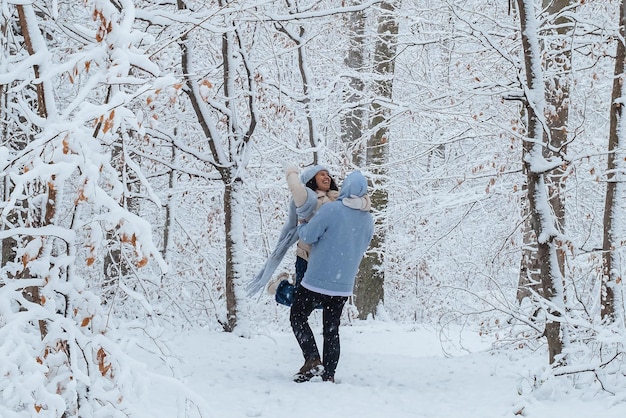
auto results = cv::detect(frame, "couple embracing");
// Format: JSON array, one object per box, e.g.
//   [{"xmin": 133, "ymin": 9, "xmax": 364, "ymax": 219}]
[{"xmin": 247, "ymin": 164, "xmax": 374, "ymax": 383}]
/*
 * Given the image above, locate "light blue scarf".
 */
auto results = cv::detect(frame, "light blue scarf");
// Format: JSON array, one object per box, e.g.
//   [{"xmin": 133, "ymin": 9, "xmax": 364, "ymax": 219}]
[{"xmin": 245, "ymin": 166, "xmax": 327, "ymax": 296}]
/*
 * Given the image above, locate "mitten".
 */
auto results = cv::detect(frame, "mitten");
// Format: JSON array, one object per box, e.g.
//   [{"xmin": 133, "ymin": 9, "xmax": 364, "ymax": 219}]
[
  {"xmin": 284, "ymin": 163, "xmax": 308, "ymax": 207},
  {"xmin": 342, "ymin": 194, "xmax": 372, "ymax": 211}
]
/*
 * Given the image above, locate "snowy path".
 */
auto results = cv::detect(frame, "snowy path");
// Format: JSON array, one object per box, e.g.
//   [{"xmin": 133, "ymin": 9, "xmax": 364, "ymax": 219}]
[{"xmin": 139, "ymin": 321, "xmax": 625, "ymax": 418}]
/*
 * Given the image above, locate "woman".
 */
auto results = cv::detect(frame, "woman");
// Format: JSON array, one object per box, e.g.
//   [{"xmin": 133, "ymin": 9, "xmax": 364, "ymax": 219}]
[
  {"xmin": 272, "ymin": 165, "xmax": 340, "ymax": 304},
  {"xmin": 245, "ymin": 164, "xmax": 338, "ymax": 299}
]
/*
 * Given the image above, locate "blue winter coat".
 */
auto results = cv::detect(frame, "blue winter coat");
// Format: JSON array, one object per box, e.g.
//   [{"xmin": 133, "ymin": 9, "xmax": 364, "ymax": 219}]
[{"xmin": 297, "ymin": 171, "xmax": 374, "ymax": 296}]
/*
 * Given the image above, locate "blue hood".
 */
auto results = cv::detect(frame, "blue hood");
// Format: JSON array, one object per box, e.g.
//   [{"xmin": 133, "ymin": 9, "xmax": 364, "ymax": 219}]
[{"xmin": 339, "ymin": 171, "xmax": 368, "ymax": 199}]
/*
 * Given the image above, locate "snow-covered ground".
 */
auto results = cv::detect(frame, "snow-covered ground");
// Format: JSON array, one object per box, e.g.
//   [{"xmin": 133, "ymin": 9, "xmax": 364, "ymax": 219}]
[{"xmin": 136, "ymin": 320, "xmax": 625, "ymax": 418}]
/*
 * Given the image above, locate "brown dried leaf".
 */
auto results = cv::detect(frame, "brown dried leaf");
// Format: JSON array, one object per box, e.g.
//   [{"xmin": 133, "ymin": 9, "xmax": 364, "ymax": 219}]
[
  {"xmin": 97, "ymin": 347, "xmax": 112, "ymax": 377},
  {"xmin": 137, "ymin": 257, "xmax": 148, "ymax": 268}
]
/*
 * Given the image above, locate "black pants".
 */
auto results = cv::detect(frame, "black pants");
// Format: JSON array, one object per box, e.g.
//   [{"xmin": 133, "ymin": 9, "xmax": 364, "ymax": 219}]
[
  {"xmin": 290, "ymin": 285, "xmax": 348, "ymax": 378},
  {"xmin": 294, "ymin": 256, "xmax": 307, "ymax": 287}
]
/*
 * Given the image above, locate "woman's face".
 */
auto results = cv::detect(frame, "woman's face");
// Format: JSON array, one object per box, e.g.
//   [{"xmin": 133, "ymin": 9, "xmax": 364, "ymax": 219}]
[{"xmin": 315, "ymin": 170, "xmax": 331, "ymax": 192}]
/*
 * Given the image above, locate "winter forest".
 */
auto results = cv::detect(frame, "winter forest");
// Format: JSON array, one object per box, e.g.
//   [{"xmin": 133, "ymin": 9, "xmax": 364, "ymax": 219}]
[{"xmin": 1, "ymin": 0, "xmax": 626, "ymax": 416}]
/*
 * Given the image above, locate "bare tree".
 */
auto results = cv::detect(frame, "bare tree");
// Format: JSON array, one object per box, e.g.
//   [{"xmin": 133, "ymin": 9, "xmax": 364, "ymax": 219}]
[
  {"xmin": 601, "ymin": 0, "xmax": 626, "ymax": 322},
  {"xmin": 515, "ymin": 0, "xmax": 566, "ymax": 364},
  {"xmin": 341, "ymin": 2, "xmax": 367, "ymax": 165},
  {"xmin": 177, "ymin": 0, "xmax": 257, "ymax": 332},
  {"xmin": 9, "ymin": 2, "xmax": 53, "ymax": 339},
  {"xmin": 0, "ymin": 2, "xmax": 169, "ymax": 414},
  {"xmin": 517, "ymin": 0, "xmax": 574, "ymax": 303},
  {"xmin": 355, "ymin": 1, "xmax": 399, "ymax": 319},
  {"xmin": 274, "ymin": 0, "xmax": 326, "ymax": 164}
]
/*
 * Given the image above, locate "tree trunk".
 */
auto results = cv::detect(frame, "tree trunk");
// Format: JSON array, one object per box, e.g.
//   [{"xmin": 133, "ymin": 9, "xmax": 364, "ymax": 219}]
[
  {"xmin": 543, "ymin": 0, "xmax": 572, "ymax": 276},
  {"xmin": 341, "ymin": 3, "xmax": 366, "ymax": 166},
  {"xmin": 601, "ymin": 0, "xmax": 626, "ymax": 322},
  {"xmin": 223, "ymin": 177, "xmax": 243, "ymax": 332},
  {"xmin": 517, "ymin": 195, "xmax": 542, "ymax": 302},
  {"xmin": 13, "ymin": 4, "xmax": 50, "ymax": 339},
  {"xmin": 516, "ymin": 0, "xmax": 564, "ymax": 364},
  {"xmin": 517, "ymin": 0, "xmax": 572, "ymax": 303},
  {"xmin": 103, "ymin": 134, "xmax": 140, "ymax": 301},
  {"xmin": 355, "ymin": 0, "xmax": 398, "ymax": 319},
  {"xmin": 178, "ymin": 0, "xmax": 256, "ymax": 332},
  {"xmin": 294, "ymin": 25, "xmax": 321, "ymax": 164},
  {"xmin": 163, "ymin": 143, "xmax": 177, "ymax": 259}
]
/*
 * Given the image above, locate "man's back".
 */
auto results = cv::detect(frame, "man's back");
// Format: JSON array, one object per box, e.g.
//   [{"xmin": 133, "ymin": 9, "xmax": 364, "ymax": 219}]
[{"xmin": 297, "ymin": 171, "xmax": 374, "ymax": 296}]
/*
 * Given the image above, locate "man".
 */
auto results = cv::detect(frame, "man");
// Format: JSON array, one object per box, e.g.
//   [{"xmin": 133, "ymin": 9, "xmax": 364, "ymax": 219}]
[{"xmin": 290, "ymin": 171, "xmax": 374, "ymax": 383}]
